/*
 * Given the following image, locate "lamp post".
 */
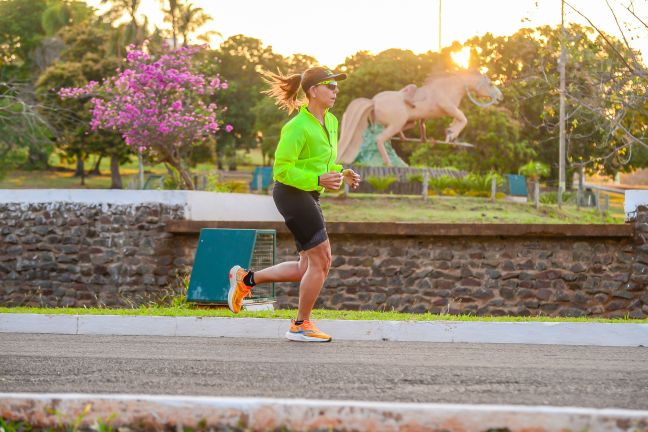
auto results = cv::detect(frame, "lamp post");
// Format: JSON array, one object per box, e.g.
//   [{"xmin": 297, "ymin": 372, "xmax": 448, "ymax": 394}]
[
  {"xmin": 558, "ymin": 0, "xmax": 567, "ymax": 208},
  {"xmin": 438, "ymin": 0, "xmax": 442, "ymax": 51}
]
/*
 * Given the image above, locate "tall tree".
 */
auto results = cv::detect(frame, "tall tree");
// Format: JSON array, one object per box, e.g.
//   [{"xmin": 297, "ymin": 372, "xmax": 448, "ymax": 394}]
[
  {"xmin": 159, "ymin": 0, "xmax": 181, "ymax": 48},
  {"xmin": 100, "ymin": 0, "xmax": 146, "ymax": 50},
  {"xmin": 210, "ymin": 35, "xmax": 283, "ymax": 169},
  {"xmin": 0, "ymin": 81, "xmax": 55, "ymax": 178},
  {"xmin": 36, "ymin": 20, "xmax": 130, "ymax": 187},
  {"xmin": 0, "ymin": 0, "xmax": 48, "ymax": 79},
  {"xmin": 176, "ymin": 2, "xmax": 215, "ymax": 47}
]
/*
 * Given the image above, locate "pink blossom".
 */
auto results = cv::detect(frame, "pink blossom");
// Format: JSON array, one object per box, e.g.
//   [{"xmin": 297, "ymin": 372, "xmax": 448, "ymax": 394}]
[
  {"xmin": 225, "ymin": 124, "xmax": 234, "ymax": 133},
  {"xmin": 58, "ymin": 44, "xmax": 226, "ymax": 155}
]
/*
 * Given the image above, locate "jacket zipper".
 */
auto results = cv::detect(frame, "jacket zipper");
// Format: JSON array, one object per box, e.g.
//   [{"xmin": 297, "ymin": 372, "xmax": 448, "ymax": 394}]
[
  {"xmin": 321, "ymin": 120, "xmax": 333, "ymax": 172},
  {"xmin": 306, "ymin": 108, "xmax": 334, "ymax": 173}
]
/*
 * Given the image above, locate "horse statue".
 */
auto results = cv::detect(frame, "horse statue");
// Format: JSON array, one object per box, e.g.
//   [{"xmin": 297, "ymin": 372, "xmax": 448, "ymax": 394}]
[{"xmin": 337, "ymin": 70, "xmax": 504, "ymax": 166}]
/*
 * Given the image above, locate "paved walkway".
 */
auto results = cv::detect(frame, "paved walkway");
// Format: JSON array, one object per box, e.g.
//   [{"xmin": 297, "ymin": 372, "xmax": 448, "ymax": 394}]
[{"xmin": 2, "ymin": 333, "xmax": 648, "ymax": 408}]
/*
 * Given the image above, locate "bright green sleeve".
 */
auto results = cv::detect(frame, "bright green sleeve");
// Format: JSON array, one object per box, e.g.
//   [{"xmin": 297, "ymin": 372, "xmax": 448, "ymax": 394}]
[
  {"xmin": 331, "ymin": 163, "xmax": 343, "ymax": 173},
  {"xmin": 273, "ymin": 121, "xmax": 319, "ymax": 191}
]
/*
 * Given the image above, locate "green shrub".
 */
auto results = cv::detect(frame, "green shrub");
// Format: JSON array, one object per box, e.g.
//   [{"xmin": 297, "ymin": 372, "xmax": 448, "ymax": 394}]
[
  {"xmin": 429, "ymin": 175, "xmax": 456, "ymax": 193},
  {"xmin": 162, "ymin": 169, "xmax": 182, "ymax": 190},
  {"xmin": 407, "ymin": 173, "xmax": 424, "ymax": 183},
  {"xmin": 221, "ymin": 181, "xmax": 248, "ymax": 193},
  {"xmin": 428, "ymin": 172, "xmax": 504, "ymax": 196},
  {"xmin": 367, "ymin": 175, "xmax": 398, "ymax": 192},
  {"xmin": 519, "ymin": 161, "xmax": 550, "ymax": 180},
  {"xmin": 463, "ymin": 172, "xmax": 504, "ymax": 193},
  {"xmin": 539, "ymin": 191, "xmax": 576, "ymax": 204}
]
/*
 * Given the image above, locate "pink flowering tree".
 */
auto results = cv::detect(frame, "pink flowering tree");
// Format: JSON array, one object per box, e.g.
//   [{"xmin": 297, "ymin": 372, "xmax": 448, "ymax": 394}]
[{"xmin": 59, "ymin": 43, "xmax": 231, "ymax": 190}]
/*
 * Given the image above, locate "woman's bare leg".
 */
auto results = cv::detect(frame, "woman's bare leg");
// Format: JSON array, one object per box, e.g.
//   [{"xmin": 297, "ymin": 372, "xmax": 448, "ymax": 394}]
[
  {"xmin": 253, "ymin": 253, "xmax": 308, "ymax": 284},
  {"xmin": 296, "ymin": 240, "xmax": 331, "ymax": 321}
]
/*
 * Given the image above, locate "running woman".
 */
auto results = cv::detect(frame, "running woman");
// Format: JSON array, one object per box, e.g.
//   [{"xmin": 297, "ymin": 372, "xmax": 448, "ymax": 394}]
[{"xmin": 228, "ymin": 66, "xmax": 361, "ymax": 342}]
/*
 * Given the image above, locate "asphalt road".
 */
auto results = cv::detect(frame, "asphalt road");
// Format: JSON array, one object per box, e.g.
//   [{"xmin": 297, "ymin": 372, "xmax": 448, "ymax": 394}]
[{"xmin": 1, "ymin": 333, "xmax": 647, "ymax": 409}]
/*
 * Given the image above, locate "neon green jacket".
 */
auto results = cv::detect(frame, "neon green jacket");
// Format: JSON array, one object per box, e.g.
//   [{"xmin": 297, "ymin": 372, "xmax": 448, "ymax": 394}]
[{"xmin": 273, "ymin": 105, "xmax": 343, "ymax": 193}]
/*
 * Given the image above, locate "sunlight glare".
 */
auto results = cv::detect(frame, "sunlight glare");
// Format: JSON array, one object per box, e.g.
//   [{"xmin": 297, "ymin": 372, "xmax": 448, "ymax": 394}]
[{"xmin": 451, "ymin": 46, "xmax": 471, "ymax": 69}]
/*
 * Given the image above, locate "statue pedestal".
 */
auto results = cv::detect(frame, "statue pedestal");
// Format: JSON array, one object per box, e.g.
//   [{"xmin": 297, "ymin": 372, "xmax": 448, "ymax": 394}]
[{"xmin": 353, "ymin": 124, "xmax": 408, "ymax": 167}]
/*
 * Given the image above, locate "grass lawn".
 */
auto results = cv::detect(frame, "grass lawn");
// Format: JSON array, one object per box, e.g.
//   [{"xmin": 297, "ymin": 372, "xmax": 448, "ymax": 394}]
[
  {"xmin": 320, "ymin": 194, "xmax": 624, "ymax": 224},
  {"xmin": 1, "ymin": 306, "xmax": 646, "ymax": 323},
  {"xmin": 0, "ymin": 148, "xmax": 259, "ymax": 189}
]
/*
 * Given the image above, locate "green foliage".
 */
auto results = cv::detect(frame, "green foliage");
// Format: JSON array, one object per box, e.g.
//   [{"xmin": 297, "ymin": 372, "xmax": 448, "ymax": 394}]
[
  {"xmin": 539, "ymin": 191, "xmax": 576, "ymax": 205},
  {"xmin": 0, "ymin": 82, "xmax": 55, "ymax": 175},
  {"xmin": 428, "ymin": 175, "xmax": 449, "ymax": 193},
  {"xmin": 206, "ymin": 176, "xmax": 248, "ymax": 193},
  {"xmin": 0, "ymin": 418, "xmax": 32, "ymax": 432},
  {"xmin": 207, "ymin": 35, "xmax": 285, "ymax": 169},
  {"xmin": 408, "ymin": 109, "xmax": 535, "ymax": 174},
  {"xmin": 427, "ymin": 173, "xmax": 503, "ymax": 196},
  {"xmin": 366, "ymin": 175, "xmax": 397, "ymax": 192},
  {"xmin": 252, "ymin": 97, "xmax": 286, "ymax": 165},
  {"xmin": 407, "ymin": 173, "xmax": 423, "ymax": 183},
  {"xmin": 35, "ymin": 21, "xmax": 131, "ymax": 185},
  {"xmin": 519, "ymin": 161, "xmax": 550, "ymax": 180},
  {"xmin": 463, "ymin": 172, "xmax": 503, "ymax": 192},
  {"xmin": 0, "ymin": 0, "xmax": 48, "ymax": 78}
]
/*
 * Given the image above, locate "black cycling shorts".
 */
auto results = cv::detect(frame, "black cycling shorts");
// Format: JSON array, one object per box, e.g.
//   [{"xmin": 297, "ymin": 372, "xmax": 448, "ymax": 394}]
[{"xmin": 273, "ymin": 182, "xmax": 328, "ymax": 252}]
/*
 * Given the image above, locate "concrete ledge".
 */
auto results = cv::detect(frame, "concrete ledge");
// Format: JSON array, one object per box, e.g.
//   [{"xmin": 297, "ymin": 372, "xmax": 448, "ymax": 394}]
[
  {"xmin": 0, "ymin": 189, "xmax": 283, "ymax": 222},
  {"xmin": 1, "ymin": 393, "xmax": 647, "ymax": 431},
  {"xmin": 0, "ymin": 313, "xmax": 77, "ymax": 334},
  {"xmin": 166, "ymin": 220, "xmax": 634, "ymax": 238},
  {"xmin": 2, "ymin": 314, "xmax": 647, "ymax": 347}
]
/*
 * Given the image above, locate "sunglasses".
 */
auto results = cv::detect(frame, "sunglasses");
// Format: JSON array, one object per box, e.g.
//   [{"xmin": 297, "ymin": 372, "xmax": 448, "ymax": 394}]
[{"xmin": 317, "ymin": 80, "xmax": 338, "ymax": 90}]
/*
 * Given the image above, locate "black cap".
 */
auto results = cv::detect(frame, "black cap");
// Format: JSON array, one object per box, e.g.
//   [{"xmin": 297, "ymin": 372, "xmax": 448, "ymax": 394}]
[{"xmin": 301, "ymin": 66, "xmax": 347, "ymax": 93}]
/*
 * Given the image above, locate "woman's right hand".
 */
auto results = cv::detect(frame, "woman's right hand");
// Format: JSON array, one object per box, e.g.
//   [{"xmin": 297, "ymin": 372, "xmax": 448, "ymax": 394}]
[{"xmin": 318, "ymin": 172, "xmax": 343, "ymax": 190}]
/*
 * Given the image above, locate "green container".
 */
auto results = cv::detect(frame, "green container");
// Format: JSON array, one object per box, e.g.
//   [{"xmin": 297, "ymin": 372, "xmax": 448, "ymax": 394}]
[
  {"xmin": 507, "ymin": 174, "xmax": 528, "ymax": 197},
  {"xmin": 187, "ymin": 228, "xmax": 276, "ymax": 304}
]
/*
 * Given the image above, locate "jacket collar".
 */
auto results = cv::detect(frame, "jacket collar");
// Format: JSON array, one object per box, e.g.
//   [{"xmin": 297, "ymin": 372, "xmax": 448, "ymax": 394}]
[{"xmin": 300, "ymin": 105, "xmax": 329, "ymax": 125}]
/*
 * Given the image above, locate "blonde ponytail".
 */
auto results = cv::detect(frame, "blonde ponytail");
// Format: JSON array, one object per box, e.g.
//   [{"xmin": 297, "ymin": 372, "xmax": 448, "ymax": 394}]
[{"xmin": 259, "ymin": 69, "xmax": 306, "ymax": 114}]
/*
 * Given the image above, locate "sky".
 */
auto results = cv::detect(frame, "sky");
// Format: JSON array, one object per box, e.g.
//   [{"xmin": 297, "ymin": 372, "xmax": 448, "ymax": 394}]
[{"xmin": 87, "ymin": 0, "xmax": 648, "ymax": 68}]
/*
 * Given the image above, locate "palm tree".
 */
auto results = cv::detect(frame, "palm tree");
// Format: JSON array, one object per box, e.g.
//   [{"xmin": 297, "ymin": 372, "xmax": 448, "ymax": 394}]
[
  {"xmin": 177, "ymin": 3, "xmax": 215, "ymax": 47},
  {"xmin": 100, "ymin": 0, "xmax": 144, "ymax": 45},
  {"xmin": 159, "ymin": 0, "xmax": 180, "ymax": 48}
]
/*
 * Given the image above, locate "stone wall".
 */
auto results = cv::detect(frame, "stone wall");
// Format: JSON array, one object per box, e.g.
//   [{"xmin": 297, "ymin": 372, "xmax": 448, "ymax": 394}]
[
  {"xmin": 2, "ymin": 197, "xmax": 647, "ymax": 318},
  {"xmin": 277, "ymin": 234, "xmax": 644, "ymax": 318},
  {"xmin": 0, "ymin": 202, "xmax": 188, "ymax": 307}
]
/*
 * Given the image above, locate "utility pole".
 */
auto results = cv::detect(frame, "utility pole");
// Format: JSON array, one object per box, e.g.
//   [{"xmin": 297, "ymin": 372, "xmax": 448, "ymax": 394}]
[
  {"xmin": 558, "ymin": 0, "xmax": 567, "ymax": 208},
  {"xmin": 438, "ymin": 0, "xmax": 442, "ymax": 51}
]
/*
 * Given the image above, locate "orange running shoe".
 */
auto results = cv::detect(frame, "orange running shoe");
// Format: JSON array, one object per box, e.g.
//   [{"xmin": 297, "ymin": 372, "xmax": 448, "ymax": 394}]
[
  {"xmin": 285, "ymin": 319, "xmax": 332, "ymax": 342},
  {"xmin": 228, "ymin": 265, "xmax": 252, "ymax": 313}
]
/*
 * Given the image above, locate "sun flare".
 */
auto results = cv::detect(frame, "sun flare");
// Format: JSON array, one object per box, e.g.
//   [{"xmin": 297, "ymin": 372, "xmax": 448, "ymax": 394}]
[{"xmin": 451, "ymin": 46, "xmax": 471, "ymax": 69}]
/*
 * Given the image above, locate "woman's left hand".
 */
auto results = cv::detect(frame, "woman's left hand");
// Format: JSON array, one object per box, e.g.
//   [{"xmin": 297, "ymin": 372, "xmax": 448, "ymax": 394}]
[{"xmin": 342, "ymin": 169, "xmax": 361, "ymax": 189}]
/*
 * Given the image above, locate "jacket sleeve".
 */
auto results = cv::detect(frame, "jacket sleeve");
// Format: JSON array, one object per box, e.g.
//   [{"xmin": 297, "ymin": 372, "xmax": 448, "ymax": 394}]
[{"xmin": 273, "ymin": 121, "xmax": 319, "ymax": 191}]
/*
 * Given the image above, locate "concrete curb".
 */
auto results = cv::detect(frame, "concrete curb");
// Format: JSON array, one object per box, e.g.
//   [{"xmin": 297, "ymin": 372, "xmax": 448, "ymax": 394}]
[
  {"xmin": 1, "ymin": 313, "xmax": 647, "ymax": 346},
  {"xmin": 1, "ymin": 393, "xmax": 648, "ymax": 432}
]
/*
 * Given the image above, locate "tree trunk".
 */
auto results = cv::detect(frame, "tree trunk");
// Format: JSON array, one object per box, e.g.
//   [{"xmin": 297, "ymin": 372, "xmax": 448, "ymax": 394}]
[
  {"xmin": 178, "ymin": 166, "xmax": 195, "ymax": 190},
  {"xmin": 168, "ymin": 158, "xmax": 194, "ymax": 190},
  {"xmin": 74, "ymin": 151, "xmax": 84, "ymax": 176},
  {"xmin": 75, "ymin": 151, "xmax": 85, "ymax": 186},
  {"xmin": 90, "ymin": 155, "xmax": 102, "ymax": 176},
  {"xmin": 110, "ymin": 154, "xmax": 123, "ymax": 189}
]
